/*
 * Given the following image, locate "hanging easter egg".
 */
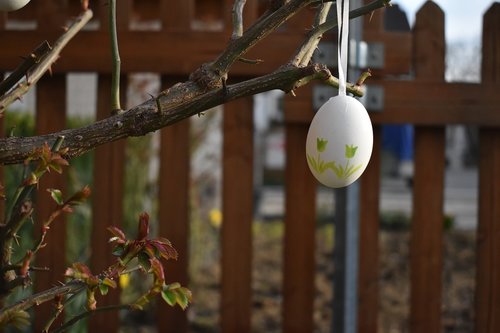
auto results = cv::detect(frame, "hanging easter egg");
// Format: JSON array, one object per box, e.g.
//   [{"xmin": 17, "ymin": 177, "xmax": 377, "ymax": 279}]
[
  {"xmin": 0, "ymin": 0, "xmax": 31, "ymax": 11},
  {"xmin": 306, "ymin": 95, "xmax": 373, "ymax": 188}
]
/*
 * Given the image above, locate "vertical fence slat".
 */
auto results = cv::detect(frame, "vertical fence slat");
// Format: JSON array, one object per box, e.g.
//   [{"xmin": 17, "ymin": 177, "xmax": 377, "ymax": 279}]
[
  {"xmin": 33, "ymin": 74, "xmax": 67, "ymax": 332},
  {"xmin": 161, "ymin": 0, "xmax": 193, "ymax": 30},
  {"xmin": 357, "ymin": 125, "xmax": 382, "ymax": 333},
  {"xmin": 476, "ymin": 4, "xmax": 500, "ymax": 333},
  {"xmin": 158, "ymin": 77, "xmax": 190, "ymax": 333},
  {"xmin": 221, "ymin": 97, "xmax": 253, "ymax": 333},
  {"xmin": 283, "ymin": 94, "xmax": 316, "ymax": 333},
  {"xmin": 88, "ymin": 74, "xmax": 126, "ymax": 332},
  {"xmin": 409, "ymin": 3, "xmax": 446, "ymax": 333}
]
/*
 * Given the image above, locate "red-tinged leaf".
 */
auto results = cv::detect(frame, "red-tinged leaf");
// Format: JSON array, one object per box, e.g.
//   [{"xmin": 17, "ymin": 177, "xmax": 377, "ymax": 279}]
[
  {"xmin": 66, "ymin": 186, "xmax": 91, "ymax": 205},
  {"xmin": 137, "ymin": 212, "xmax": 150, "ymax": 240},
  {"xmin": 108, "ymin": 226, "xmax": 126, "ymax": 243},
  {"xmin": 23, "ymin": 172, "xmax": 38, "ymax": 186},
  {"xmin": 73, "ymin": 262, "xmax": 92, "ymax": 277},
  {"xmin": 150, "ymin": 258, "xmax": 165, "ymax": 283},
  {"xmin": 143, "ymin": 243, "xmax": 157, "ymax": 259},
  {"xmin": 151, "ymin": 241, "xmax": 178, "ymax": 260},
  {"xmin": 47, "ymin": 188, "xmax": 64, "ymax": 205}
]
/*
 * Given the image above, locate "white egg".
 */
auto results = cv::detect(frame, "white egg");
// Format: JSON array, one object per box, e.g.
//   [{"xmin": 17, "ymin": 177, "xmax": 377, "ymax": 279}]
[
  {"xmin": 0, "ymin": 0, "xmax": 31, "ymax": 11},
  {"xmin": 306, "ymin": 95, "xmax": 373, "ymax": 188}
]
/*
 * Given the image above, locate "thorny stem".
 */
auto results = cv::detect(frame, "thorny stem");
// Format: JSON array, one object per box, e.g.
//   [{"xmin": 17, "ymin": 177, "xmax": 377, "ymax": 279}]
[
  {"xmin": 0, "ymin": 0, "xmax": 389, "ymax": 165},
  {"xmin": 0, "ymin": 10, "xmax": 93, "ymax": 111},
  {"xmin": 291, "ymin": 0, "xmax": 391, "ymax": 66},
  {"xmin": 0, "ymin": 281, "xmax": 86, "ymax": 323},
  {"xmin": 109, "ymin": 0, "xmax": 122, "ymax": 113},
  {"xmin": 0, "ymin": 137, "xmax": 65, "ymax": 297},
  {"xmin": 212, "ymin": 0, "xmax": 314, "ymax": 75},
  {"xmin": 52, "ymin": 304, "xmax": 132, "ymax": 333},
  {"xmin": 0, "ymin": 41, "xmax": 52, "ymax": 97},
  {"xmin": 295, "ymin": 2, "xmax": 333, "ymax": 66}
]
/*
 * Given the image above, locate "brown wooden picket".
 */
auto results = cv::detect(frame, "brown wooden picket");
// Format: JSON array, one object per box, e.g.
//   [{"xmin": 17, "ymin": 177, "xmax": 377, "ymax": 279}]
[
  {"xmin": 409, "ymin": 3, "xmax": 446, "ymax": 333},
  {"xmin": 476, "ymin": 4, "xmax": 500, "ymax": 333},
  {"xmin": 0, "ymin": 1, "xmax": 499, "ymax": 332}
]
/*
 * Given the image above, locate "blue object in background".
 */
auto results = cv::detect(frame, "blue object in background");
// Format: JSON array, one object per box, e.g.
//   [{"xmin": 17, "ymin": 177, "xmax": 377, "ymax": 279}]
[{"xmin": 382, "ymin": 125, "xmax": 414, "ymax": 161}]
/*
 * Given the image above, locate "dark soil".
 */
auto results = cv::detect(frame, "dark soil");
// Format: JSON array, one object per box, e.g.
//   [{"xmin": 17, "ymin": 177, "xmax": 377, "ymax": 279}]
[{"xmin": 185, "ymin": 224, "xmax": 476, "ymax": 332}]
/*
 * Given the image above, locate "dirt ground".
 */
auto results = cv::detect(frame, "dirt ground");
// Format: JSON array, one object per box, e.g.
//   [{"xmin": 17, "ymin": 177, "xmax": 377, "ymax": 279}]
[{"xmin": 185, "ymin": 223, "xmax": 476, "ymax": 333}]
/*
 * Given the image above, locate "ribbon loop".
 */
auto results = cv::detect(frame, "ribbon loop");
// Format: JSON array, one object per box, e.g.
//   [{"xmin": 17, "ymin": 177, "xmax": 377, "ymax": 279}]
[{"xmin": 336, "ymin": 0, "xmax": 350, "ymax": 96}]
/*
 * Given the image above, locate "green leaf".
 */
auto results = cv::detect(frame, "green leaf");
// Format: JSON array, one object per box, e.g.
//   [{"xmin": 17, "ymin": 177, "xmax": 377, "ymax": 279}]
[
  {"xmin": 47, "ymin": 188, "xmax": 64, "ymax": 205},
  {"xmin": 112, "ymin": 244, "xmax": 126, "ymax": 257},
  {"xmin": 138, "ymin": 252, "xmax": 151, "ymax": 272},
  {"xmin": 98, "ymin": 284, "xmax": 109, "ymax": 296},
  {"xmin": 161, "ymin": 289, "xmax": 177, "ymax": 307},
  {"xmin": 175, "ymin": 287, "xmax": 192, "ymax": 310}
]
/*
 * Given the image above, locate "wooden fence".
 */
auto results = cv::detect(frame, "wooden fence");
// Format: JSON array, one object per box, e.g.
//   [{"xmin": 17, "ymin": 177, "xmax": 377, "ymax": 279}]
[{"xmin": 0, "ymin": 1, "xmax": 499, "ymax": 332}]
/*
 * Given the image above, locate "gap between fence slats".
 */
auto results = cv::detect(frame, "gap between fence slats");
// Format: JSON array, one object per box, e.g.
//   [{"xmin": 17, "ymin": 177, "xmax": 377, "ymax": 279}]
[
  {"xmin": 475, "ymin": 4, "xmax": 500, "ymax": 333},
  {"xmin": 283, "ymin": 93, "xmax": 316, "ymax": 333},
  {"xmin": 157, "ymin": 77, "xmax": 191, "ymax": 333},
  {"xmin": 88, "ymin": 74, "xmax": 127, "ymax": 332},
  {"xmin": 221, "ymin": 97, "xmax": 253, "ymax": 333},
  {"xmin": 33, "ymin": 74, "xmax": 68, "ymax": 332},
  {"xmin": 357, "ymin": 125, "xmax": 381, "ymax": 333}
]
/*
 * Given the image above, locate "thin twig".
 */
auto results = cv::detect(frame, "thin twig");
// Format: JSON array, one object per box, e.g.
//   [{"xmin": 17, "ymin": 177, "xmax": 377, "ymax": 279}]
[
  {"xmin": 291, "ymin": 0, "xmax": 390, "ymax": 66},
  {"xmin": 0, "ymin": 281, "xmax": 85, "ymax": 323},
  {"xmin": 212, "ymin": 0, "xmax": 314, "ymax": 76},
  {"xmin": 293, "ymin": 66, "xmax": 365, "ymax": 97},
  {"xmin": 294, "ymin": 2, "xmax": 333, "ymax": 66},
  {"xmin": 0, "ymin": 41, "xmax": 52, "ymax": 97},
  {"xmin": 232, "ymin": 0, "xmax": 247, "ymax": 39},
  {"xmin": 52, "ymin": 304, "xmax": 132, "ymax": 333},
  {"xmin": 0, "ymin": 10, "xmax": 93, "ymax": 111},
  {"xmin": 108, "ymin": 0, "xmax": 122, "ymax": 113}
]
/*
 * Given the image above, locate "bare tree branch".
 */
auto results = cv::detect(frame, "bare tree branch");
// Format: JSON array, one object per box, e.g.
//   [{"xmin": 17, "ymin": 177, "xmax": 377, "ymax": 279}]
[
  {"xmin": 0, "ymin": 41, "xmax": 51, "ymax": 97},
  {"xmin": 292, "ymin": 2, "xmax": 333, "ymax": 66},
  {"xmin": 0, "ymin": 9, "xmax": 93, "ymax": 111},
  {"xmin": 232, "ymin": 0, "xmax": 247, "ymax": 39},
  {"xmin": 0, "ymin": 0, "xmax": 389, "ymax": 165},
  {"xmin": 0, "ymin": 281, "xmax": 85, "ymax": 324},
  {"xmin": 291, "ymin": 0, "xmax": 390, "ymax": 66}
]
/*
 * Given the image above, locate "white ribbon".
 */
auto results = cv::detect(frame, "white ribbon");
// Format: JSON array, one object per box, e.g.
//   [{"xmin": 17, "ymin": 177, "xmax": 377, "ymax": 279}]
[{"xmin": 336, "ymin": 0, "xmax": 350, "ymax": 96}]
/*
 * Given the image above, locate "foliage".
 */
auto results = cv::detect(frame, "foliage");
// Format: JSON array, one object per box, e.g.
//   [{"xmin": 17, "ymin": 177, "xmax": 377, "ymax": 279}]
[{"xmin": 0, "ymin": 135, "xmax": 190, "ymax": 331}]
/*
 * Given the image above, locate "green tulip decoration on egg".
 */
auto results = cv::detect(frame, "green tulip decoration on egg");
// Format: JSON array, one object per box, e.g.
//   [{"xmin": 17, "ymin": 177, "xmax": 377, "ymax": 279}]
[
  {"xmin": 0, "ymin": 0, "xmax": 31, "ymax": 11},
  {"xmin": 306, "ymin": 0, "xmax": 373, "ymax": 188},
  {"xmin": 306, "ymin": 95, "xmax": 373, "ymax": 188}
]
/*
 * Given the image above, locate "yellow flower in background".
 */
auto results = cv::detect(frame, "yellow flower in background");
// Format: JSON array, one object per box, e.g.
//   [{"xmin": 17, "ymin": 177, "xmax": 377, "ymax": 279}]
[
  {"xmin": 209, "ymin": 208, "xmax": 222, "ymax": 228},
  {"xmin": 119, "ymin": 273, "xmax": 130, "ymax": 289}
]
